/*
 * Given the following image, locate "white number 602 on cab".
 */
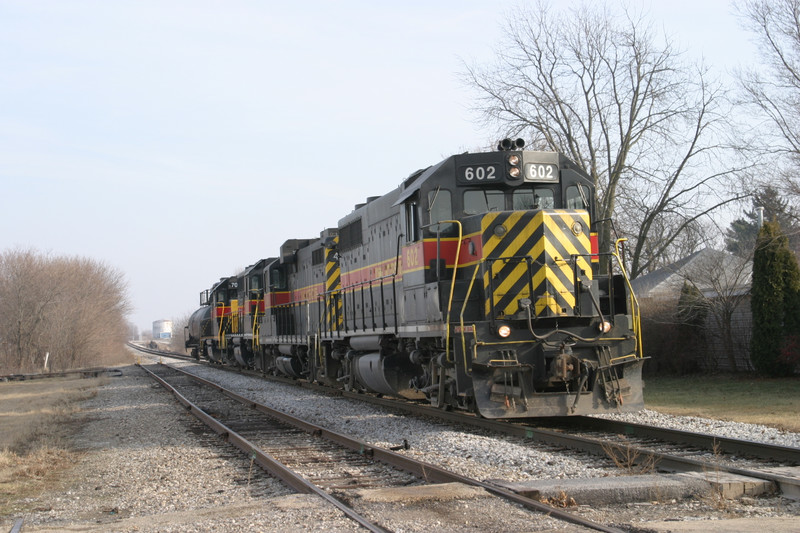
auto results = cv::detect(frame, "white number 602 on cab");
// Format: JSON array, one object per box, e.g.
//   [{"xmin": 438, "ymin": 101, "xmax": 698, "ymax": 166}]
[{"xmin": 463, "ymin": 165, "xmax": 497, "ymax": 181}]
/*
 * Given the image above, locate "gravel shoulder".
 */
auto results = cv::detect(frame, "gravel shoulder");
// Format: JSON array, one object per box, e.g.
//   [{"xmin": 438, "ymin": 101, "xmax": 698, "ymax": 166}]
[
  {"xmin": 1, "ymin": 360, "xmax": 799, "ymax": 532},
  {"xmin": 0, "ymin": 364, "xmax": 360, "ymax": 532}
]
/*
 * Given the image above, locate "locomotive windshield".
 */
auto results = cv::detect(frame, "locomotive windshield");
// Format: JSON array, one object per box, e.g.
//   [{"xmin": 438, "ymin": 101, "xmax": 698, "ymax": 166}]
[
  {"xmin": 565, "ymin": 184, "xmax": 591, "ymax": 210},
  {"xmin": 269, "ymin": 268, "xmax": 286, "ymax": 290},
  {"xmin": 464, "ymin": 189, "xmax": 504, "ymax": 214},
  {"xmin": 512, "ymin": 188, "xmax": 555, "ymax": 210},
  {"xmin": 462, "ymin": 187, "xmax": 557, "ymax": 214}
]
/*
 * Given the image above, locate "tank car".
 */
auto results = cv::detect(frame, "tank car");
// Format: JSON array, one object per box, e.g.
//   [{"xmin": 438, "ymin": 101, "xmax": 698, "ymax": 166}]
[{"xmin": 187, "ymin": 141, "xmax": 645, "ymax": 418}]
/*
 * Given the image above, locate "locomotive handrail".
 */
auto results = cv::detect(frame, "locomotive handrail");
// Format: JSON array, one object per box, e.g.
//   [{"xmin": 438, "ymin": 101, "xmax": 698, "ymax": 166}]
[
  {"xmin": 611, "ymin": 237, "xmax": 643, "ymax": 358},
  {"xmin": 321, "ymin": 271, "xmax": 399, "ymax": 336},
  {"xmin": 216, "ymin": 302, "xmax": 226, "ymax": 349},
  {"xmin": 459, "ymin": 247, "xmax": 641, "ymax": 351},
  {"xmin": 315, "ymin": 236, "xmax": 400, "ymax": 337},
  {"xmin": 458, "ymin": 264, "xmax": 482, "ymax": 374},
  {"xmin": 251, "ymin": 299, "xmax": 261, "ymax": 352},
  {"xmin": 431, "ymin": 219, "xmax": 464, "ymax": 364},
  {"xmin": 231, "ymin": 306, "xmax": 239, "ymax": 334},
  {"xmin": 319, "ymin": 290, "xmax": 343, "ymax": 338},
  {"xmin": 569, "ymin": 254, "xmax": 609, "ymax": 327}
]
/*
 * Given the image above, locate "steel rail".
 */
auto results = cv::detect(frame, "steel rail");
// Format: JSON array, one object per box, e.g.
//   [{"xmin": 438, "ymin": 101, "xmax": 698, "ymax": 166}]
[
  {"xmin": 564, "ymin": 416, "xmax": 800, "ymax": 464},
  {"xmin": 0, "ymin": 367, "xmax": 123, "ymax": 381},
  {"xmin": 335, "ymin": 391, "xmax": 800, "ymax": 495},
  {"xmin": 9, "ymin": 518, "xmax": 24, "ymax": 533},
  {"xmin": 131, "ymin": 344, "xmax": 800, "ymax": 499},
  {"xmin": 126, "ymin": 342, "xmax": 193, "ymax": 360},
  {"xmin": 146, "ymin": 360, "xmax": 626, "ymax": 533},
  {"xmin": 138, "ymin": 363, "xmax": 390, "ymax": 533}
]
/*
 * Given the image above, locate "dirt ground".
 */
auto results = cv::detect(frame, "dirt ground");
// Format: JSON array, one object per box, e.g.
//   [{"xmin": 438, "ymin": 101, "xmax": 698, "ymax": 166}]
[
  {"xmin": 0, "ymin": 375, "xmax": 106, "ymax": 517},
  {"xmin": 0, "ymin": 376, "xmax": 103, "ymax": 450}
]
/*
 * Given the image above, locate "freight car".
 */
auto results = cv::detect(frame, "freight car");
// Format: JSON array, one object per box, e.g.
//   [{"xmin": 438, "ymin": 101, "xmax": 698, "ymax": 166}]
[{"xmin": 185, "ymin": 141, "xmax": 644, "ymax": 418}]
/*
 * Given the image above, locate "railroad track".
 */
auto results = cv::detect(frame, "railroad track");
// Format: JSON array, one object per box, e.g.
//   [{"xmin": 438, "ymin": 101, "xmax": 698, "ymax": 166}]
[
  {"xmin": 138, "ymin": 359, "xmax": 626, "ymax": 533},
  {"xmin": 338, "ymin": 384, "xmax": 800, "ymax": 499},
  {"xmin": 0, "ymin": 366, "xmax": 123, "ymax": 381},
  {"xmin": 130, "ymin": 344, "xmax": 800, "ymax": 501}
]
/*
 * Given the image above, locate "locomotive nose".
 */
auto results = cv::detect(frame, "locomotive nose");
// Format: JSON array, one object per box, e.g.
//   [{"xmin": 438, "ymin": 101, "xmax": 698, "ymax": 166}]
[{"xmin": 481, "ymin": 209, "xmax": 591, "ymax": 319}]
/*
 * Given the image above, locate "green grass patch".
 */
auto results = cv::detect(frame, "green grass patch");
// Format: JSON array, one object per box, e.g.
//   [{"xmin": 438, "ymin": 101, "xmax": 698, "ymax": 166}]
[{"xmin": 644, "ymin": 375, "xmax": 800, "ymax": 432}]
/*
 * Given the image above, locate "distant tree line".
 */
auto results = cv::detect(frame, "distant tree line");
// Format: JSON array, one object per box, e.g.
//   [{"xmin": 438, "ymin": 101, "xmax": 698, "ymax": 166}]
[{"xmin": 0, "ymin": 248, "xmax": 131, "ymax": 373}]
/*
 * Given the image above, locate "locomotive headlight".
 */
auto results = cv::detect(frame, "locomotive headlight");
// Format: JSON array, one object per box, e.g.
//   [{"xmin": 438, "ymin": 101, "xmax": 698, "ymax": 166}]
[
  {"xmin": 507, "ymin": 154, "xmax": 520, "ymax": 166},
  {"xmin": 599, "ymin": 320, "xmax": 613, "ymax": 334},
  {"xmin": 498, "ymin": 325, "xmax": 512, "ymax": 338},
  {"xmin": 508, "ymin": 167, "xmax": 521, "ymax": 178}
]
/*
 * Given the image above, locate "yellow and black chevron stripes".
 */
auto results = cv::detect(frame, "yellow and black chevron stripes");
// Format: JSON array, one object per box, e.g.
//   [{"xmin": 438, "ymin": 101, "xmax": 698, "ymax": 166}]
[
  {"xmin": 325, "ymin": 237, "xmax": 343, "ymax": 331},
  {"xmin": 482, "ymin": 210, "xmax": 591, "ymax": 318}
]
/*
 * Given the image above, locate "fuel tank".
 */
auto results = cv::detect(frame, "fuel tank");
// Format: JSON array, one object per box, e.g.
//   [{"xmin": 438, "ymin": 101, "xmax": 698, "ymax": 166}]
[{"xmin": 186, "ymin": 306, "xmax": 213, "ymax": 345}]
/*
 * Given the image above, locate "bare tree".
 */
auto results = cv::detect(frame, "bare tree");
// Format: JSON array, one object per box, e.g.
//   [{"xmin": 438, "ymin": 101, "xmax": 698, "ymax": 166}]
[
  {"xmin": 680, "ymin": 250, "xmax": 753, "ymax": 372},
  {"xmin": 169, "ymin": 312, "xmax": 193, "ymax": 354},
  {"xmin": 631, "ymin": 216, "xmax": 712, "ymax": 273},
  {"xmin": 737, "ymin": 0, "xmax": 800, "ymax": 164},
  {"xmin": 127, "ymin": 322, "xmax": 140, "ymax": 341},
  {"xmin": 463, "ymin": 1, "xmax": 747, "ymax": 277},
  {"xmin": 0, "ymin": 249, "xmax": 131, "ymax": 373},
  {"xmin": 0, "ymin": 249, "xmax": 61, "ymax": 371}
]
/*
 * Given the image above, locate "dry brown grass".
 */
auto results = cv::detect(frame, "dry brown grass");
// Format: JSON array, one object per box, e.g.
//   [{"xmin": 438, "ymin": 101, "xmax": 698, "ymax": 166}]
[
  {"xmin": 541, "ymin": 490, "xmax": 577, "ymax": 507},
  {"xmin": 601, "ymin": 439, "xmax": 659, "ymax": 475},
  {"xmin": 699, "ymin": 441, "xmax": 730, "ymax": 512},
  {"xmin": 0, "ymin": 445, "xmax": 75, "ymax": 480},
  {"xmin": 0, "ymin": 376, "xmax": 101, "ymax": 514}
]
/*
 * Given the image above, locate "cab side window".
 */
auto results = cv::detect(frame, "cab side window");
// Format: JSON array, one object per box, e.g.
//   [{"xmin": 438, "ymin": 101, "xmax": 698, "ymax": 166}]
[
  {"xmin": 405, "ymin": 199, "xmax": 420, "ymax": 242},
  {"xmin": 270, "ymin": 268, "xmax": 286, "ymax": 290},
  {"xmin": 428, "ymin": 188, "xmax": 454, "ymax": 234}
]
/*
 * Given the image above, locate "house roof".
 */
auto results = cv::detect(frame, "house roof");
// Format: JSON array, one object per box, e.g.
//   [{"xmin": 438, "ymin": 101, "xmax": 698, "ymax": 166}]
[{"xmin": 630, "ymin": 248, "xmax": 752, "ymax": 299}]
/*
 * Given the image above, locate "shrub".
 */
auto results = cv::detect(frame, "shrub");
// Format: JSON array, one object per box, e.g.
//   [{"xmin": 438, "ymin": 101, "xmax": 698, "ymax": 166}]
[{"xmin": 751, "ymin": 222, "xmax": 800, "ymax": 376}]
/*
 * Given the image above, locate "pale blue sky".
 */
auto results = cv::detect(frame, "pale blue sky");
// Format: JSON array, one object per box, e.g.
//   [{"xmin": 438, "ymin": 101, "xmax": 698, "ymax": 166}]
[{"xmin": 0, "ymin": 1, "xmax": 755, "ymax": 333}]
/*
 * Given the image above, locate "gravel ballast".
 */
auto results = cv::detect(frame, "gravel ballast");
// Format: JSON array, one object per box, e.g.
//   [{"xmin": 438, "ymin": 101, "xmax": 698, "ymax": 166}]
[
  {"xmin": 2, "ymin": 358, "xmax": 799, "ymax": 532},
  {"xmin": 170, "ymin": 359, "xmax": 800, "ymax": 480},
  {"xmin": 3, "ymin": 365, "xmax": 361, "ymax": 532}
]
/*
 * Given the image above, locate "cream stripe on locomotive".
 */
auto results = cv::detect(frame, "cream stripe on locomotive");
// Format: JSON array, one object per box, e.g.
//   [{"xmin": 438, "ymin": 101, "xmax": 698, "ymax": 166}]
[
  {"xmin": 482, "ymin": 210, "xmax": 592, "ymax": 318},
  {"xmin": 325, "ymin": 237, "xmax": 342, "ymax": 331}
]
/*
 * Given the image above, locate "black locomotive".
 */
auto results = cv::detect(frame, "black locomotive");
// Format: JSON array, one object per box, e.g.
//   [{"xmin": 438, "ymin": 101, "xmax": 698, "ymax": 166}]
[{"xmin": 185, "ymin": 140, "xmax": 645, "ymax": 418}]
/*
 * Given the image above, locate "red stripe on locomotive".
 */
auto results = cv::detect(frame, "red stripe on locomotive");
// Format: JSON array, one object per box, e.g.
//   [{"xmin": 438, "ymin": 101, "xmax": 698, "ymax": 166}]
[
  {"xmin": 265, "ymin": 292, "xmax": 291, "ymax": 307},
  {"xmin": 590, "ymin": 232, "xmax": 599, "ymax": 263},
  {"xmin": 213, "ymin": 306, "xmax": 229, "ymax": 318}
]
